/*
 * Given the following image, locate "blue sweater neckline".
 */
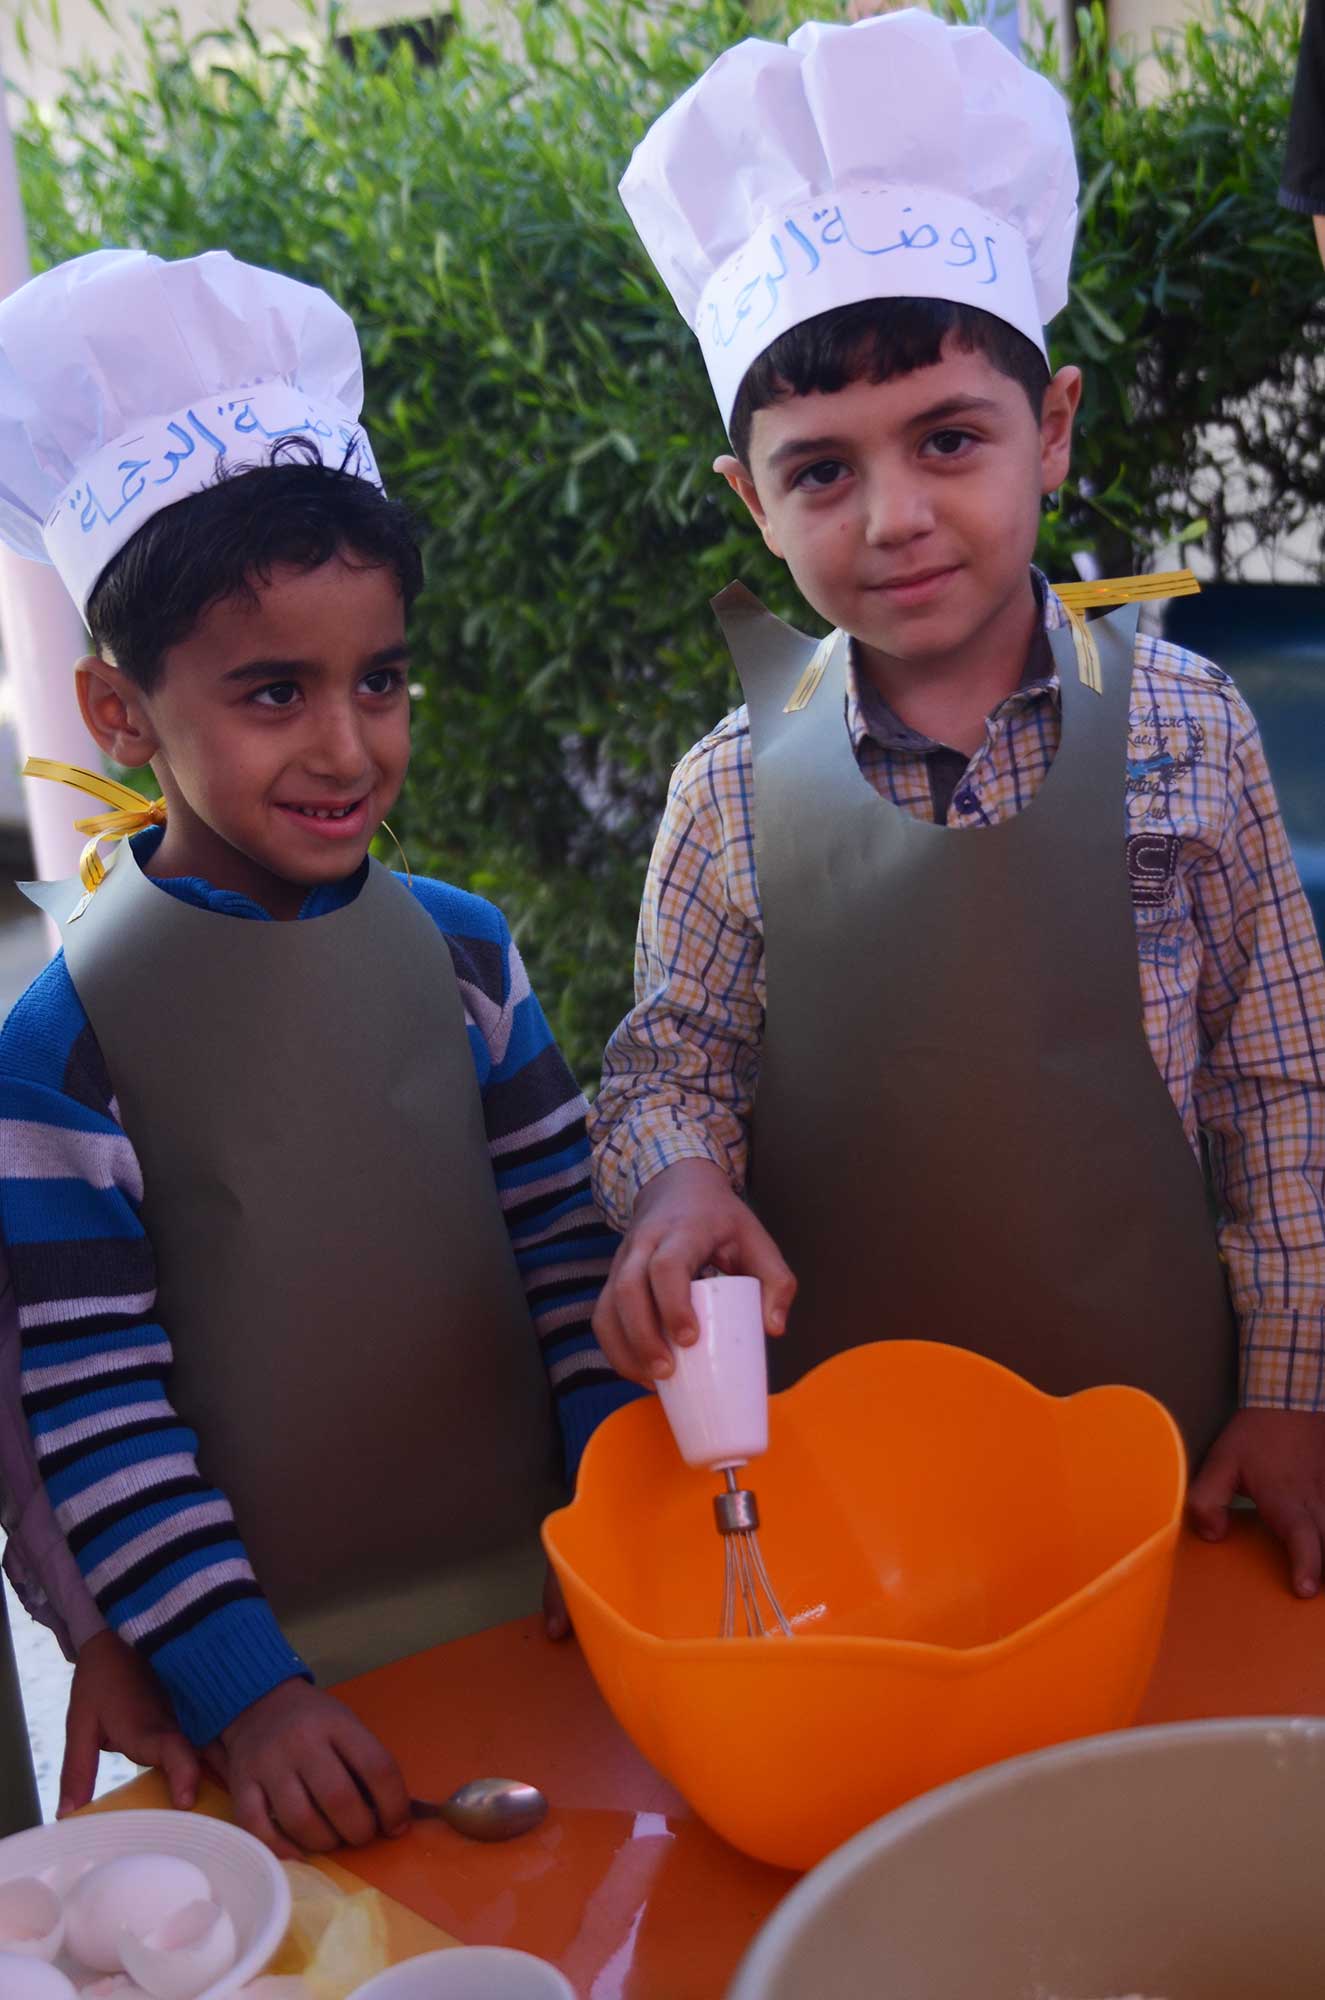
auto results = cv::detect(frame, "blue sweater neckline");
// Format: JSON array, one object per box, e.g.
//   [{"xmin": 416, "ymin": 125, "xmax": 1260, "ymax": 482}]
[{"xmin": 130, "ymin": 825, "xmax": 368, "ymax": 922}]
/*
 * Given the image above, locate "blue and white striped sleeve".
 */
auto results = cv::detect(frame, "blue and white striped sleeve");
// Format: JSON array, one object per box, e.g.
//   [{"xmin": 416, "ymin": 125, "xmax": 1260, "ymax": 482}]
[
  {"xmin": 410, "ymin": 880, "xmax": 645, "ymax": 1481},
  {"xmin": 0, "ymin": 955, "xmax": 307, "ymax": 1744}
]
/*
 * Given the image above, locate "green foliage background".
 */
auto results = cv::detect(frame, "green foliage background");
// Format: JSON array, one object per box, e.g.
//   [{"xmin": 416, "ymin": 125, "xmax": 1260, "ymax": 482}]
[{"xmin": 11, "ymin": 0, "xmax": 1323, "ymax": 1081}]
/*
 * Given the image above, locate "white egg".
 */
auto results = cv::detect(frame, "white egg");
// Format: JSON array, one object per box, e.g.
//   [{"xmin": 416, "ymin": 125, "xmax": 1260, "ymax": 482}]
[
  {"xmin": 80, "ymin": 1982, "xmax": 155, "ymax": 1999},
  {"xmin": 0, "ymin": 1951, "xmax": 78, "ymax": 1999},
  {"xmin": 35, "ymin": 1860, "xmax": 91, "ymax": 1903},
  {"xmin": 0, "ymin": 1877, "xmax": 64, "ymax": 1961},
  {"xmin": 63, "ymin": 1855, "xmax": 212, "ymax": 1975},
  {"xmin": 118, "ymin": 1899, "xmax": 237, "ymax": 2000}
]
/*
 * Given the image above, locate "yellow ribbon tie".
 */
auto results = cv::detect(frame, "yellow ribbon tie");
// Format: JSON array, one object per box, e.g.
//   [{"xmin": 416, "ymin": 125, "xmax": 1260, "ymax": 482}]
[
  {"xmin": 781, "ymin": 572, "xmax": 1201, "ymax": 713},
  {"xmin": 1055, "ymin": 569, "xmax": 1201, "ymax": 696},
  {"xmin": 23, "ymin": 757, "xmax": 167, "ymax": 894},
  {"xmin": 784, "ymin": 630, "xmax": 840, "ymax": 715}
]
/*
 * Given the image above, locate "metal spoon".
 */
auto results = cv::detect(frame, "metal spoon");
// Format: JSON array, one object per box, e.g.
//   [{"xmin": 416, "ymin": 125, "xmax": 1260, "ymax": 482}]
[{"xmin": 410, "ymin": 1778, "xmax": 548, "ymax": 1842}]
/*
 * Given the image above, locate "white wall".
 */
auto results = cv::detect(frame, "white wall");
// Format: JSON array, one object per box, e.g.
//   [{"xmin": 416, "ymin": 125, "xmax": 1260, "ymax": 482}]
[
  {"xmin": 0, "ymin": 0, "xmax": 521, "ymax": 103},
  {"xmin": 1109, "ymin": 0, "xmax": 1197, "ymax": 45}
]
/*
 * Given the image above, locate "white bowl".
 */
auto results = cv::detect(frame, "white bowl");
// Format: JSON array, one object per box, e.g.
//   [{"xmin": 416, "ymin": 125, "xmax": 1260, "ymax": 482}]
[
  {"xmin": 0, "ymin": 1811, "xmax": 289, "ymax": 2000},
  {"xmin": 350, "ymin": 1946, "xmax": 575, "ymax": 1999},
  {"xmin": 728, "ymin": 1717, "xmax": 1325, "ymax": 1999}
]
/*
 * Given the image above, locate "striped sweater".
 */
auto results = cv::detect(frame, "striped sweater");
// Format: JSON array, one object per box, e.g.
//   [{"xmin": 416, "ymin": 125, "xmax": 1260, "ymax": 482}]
[{"xmin": 0, "ymin": 836, "xmax": 640, "ymax": 1744}]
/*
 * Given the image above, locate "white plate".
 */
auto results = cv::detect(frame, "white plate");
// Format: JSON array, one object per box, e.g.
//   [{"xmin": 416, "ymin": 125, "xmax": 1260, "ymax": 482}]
[{"xmin": 0, "ymin": 1809, "xmax": 290, "ymax": 1998}]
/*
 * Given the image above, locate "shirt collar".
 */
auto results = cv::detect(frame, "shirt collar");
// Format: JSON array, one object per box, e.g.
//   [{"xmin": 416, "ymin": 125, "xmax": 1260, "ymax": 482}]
[
  {"xmin": 847, "ymin": 568, "xmax": 1068, "ymax": 756},
  {"xmin": 129, "ymin": 824, "xmax": 367, "ymax": 920}
]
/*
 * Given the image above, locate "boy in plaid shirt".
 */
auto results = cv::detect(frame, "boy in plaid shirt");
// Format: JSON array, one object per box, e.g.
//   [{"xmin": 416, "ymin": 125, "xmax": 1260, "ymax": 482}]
[{"xmin": 588, "ymin": 12, "xmax": 1325, "ymax": 1594}]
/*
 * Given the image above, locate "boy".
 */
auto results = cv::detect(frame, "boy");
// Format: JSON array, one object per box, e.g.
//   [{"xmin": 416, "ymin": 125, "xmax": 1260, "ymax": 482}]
[
  {"xmin": 0, "ymin": 247, "xmax": 635, "ymax": 1851},
  {"xmin": 589, "ymin": 13, "xmax": 1325, "ymax": 1595}
]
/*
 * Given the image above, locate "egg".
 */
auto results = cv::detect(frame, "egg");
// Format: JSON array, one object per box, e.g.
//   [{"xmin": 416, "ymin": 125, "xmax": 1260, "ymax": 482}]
[
  {"xmin": 63, "ymin": 1855, "xmax": 212, "ymax": 1975},
  {"xmin": 80, "ymin": 1982, "xmax": 155, "ymax": 1999},
  {"xmin": 118, "ymin": 1899, "xmax": 237, "ymax": 2000},
  {"xmin": 35, "ymin": 1860, "xmax": 91, "ymax": 1903},
  {"xmin": 0, "ymin": 1952, "xmax": 78, "ymax": 1999},
  {"xmin": 0, "ymin": 1877, "xmax": 64, "ymax": 1961}
]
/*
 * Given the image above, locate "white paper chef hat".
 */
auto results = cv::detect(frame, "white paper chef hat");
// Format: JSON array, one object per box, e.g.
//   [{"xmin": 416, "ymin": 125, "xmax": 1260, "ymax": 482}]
[
  {"xmin": 0, "ymin": 247, "xmax": 382, "ymax": 617},
  {"xmin": 620, "ymin": 10, "xmax": 1079, "ymax": 432}
]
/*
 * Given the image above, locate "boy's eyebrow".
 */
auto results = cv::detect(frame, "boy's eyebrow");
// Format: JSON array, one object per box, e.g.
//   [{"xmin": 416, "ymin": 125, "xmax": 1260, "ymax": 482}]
[
  {"xmin": 906, "ymin": 394, "xmax": 1003, "ymax": 427},
  {"xmin": 220, "ymin": 643, "xmax": 411, "ymax": 685},
  {"xmin": 765, "ymin": 434, "xmax": 852, "ymax": 469},
  {"xmin": 764, "ymin": 395, "xmax": 1005, "ymax": 469}
]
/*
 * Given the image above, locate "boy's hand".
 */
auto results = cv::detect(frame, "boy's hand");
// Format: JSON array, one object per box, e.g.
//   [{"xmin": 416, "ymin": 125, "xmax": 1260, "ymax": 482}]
[
  {"xmin": 592, "ymin": 1158, "xmax": 796, "ymax": 1386},
  {"xmin": 213, "ymin": 1680, "xmax": 410, "ymax": 1858},
  {"xmin": 59, "ymin": 1630, "xmax": 201, "ymax": 1819},
  {"xmin": 1189, "ymin": 1409, "xmax": 1325, "ymax": 1598}
]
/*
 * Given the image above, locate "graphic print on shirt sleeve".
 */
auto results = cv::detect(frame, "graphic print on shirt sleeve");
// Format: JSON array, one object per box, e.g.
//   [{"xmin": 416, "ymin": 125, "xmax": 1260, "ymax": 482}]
[
  {"xmin": 1126, "ymin": 707, "xmax": 1206, "ymax": 824},
  {"xmin": 1127, "ymin": 831, "xmax": 1182, "ymax": 909}
]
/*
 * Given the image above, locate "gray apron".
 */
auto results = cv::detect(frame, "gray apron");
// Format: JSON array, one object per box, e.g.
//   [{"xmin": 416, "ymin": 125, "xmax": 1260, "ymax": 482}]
[
  {"xmin": 24, "ymin": 843, "xmax": 562, "ymax": 1687},
  {"xmin": 719, "ymin": 584, "xmax": 1236, "ymax": 1464}
]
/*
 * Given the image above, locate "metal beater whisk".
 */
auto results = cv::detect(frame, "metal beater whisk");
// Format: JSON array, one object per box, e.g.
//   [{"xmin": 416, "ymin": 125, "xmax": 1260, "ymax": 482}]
[
  {"xmin": 656, "ymin": 1274, "xmax": 796, "ymax": 1641},
  {"xmin": 715, "ymin": 1466, "xmax": 794, "ymax": 1639}
]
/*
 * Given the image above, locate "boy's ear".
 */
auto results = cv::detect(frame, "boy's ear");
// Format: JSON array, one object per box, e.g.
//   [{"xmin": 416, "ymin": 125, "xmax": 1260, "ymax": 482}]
[
  {"xmin": 75, "ymin": 656, "xmax": 160, "ymax": 770},
  {"xmin": 714, "ymin": 453, "xmax": 785, "ymax": 560},
  {"xmin": 1039, "ymin": 365, "xmax": 1082, "ymax": 498}
]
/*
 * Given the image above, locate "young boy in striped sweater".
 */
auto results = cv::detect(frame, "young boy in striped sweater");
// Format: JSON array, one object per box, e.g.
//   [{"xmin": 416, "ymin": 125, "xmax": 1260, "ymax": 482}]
[{"xmin": 0, "ymin": 248, "xmax": 636, "ymax": 1853}]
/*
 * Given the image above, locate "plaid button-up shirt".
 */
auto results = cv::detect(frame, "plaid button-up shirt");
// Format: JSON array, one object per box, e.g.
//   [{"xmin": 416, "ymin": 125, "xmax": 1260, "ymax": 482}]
[{"xmin": 589, "ymin": 583, "xmax": 1325, "ymax": 1412}]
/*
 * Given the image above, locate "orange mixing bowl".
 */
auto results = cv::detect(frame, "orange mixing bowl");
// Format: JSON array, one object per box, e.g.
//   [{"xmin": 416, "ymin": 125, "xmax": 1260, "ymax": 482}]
[{"xmin": 543, "ymin": 1340, "xmax": 1186, "ymax": 1871}]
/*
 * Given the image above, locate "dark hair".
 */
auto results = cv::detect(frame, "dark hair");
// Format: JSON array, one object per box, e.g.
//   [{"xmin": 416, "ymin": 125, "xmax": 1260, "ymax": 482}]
[
  {"xmin": 85, "ymin": 440, "xmax": 424, "ymax": 690},
  {"xmin": 728, "ymin": 299, "xmax": 1051, "ymax": 466}
]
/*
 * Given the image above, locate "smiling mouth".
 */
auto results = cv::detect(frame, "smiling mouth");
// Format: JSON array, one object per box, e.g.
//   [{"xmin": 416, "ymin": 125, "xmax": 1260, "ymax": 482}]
[{"xmin": 278, "ymin": 799, "xmax": 365, "ymax": 821}]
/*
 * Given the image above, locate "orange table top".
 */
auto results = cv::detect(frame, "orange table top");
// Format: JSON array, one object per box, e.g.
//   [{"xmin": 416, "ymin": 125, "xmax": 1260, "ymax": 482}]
[
  {"xmin": 92, "ymin": 1520, "xmax": 1325, "ymax": 1997},
  {"xmin": 297, "ymin": 1519, "xmax": 1321, "ymax": 1998}
]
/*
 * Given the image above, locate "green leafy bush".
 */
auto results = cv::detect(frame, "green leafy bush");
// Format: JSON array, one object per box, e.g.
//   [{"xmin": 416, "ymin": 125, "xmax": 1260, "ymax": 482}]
[
  {"xmin": 1054, "ymin": 1, "xmax": 1325, "ymax": 573},
  {"xmin": 12, "ymin": 0, "xmax": 1321, "ymax": 1081}
]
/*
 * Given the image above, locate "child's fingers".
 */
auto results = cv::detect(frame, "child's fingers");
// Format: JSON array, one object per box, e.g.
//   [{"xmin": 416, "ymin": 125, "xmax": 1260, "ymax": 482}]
[
  {"xmin": 201, "ymin": 1740, "xmax": 230, "ymax": 1786},
  {"xmin": 1274, "ymin": 1507, "xmax": 1321, "ymax": 1601},
  {"xmin": 336, "ymin": 1724, "xmax": 411, "ymax": 1840},
  {"xmin": 232, "ymin": 1779, "xmax": 302, "ymax": 1861},
  {"xmin": 299, "ymin": 1746, "xmax": 378, "ymax": 1848},
  {"xmin": 271, "ymin": 1770, "xmax": 339, "ymax": 1853},
  {"xmin": 1290, "ymin": 1512, "xmax": 1324, "ymax": 1599},
  {"xmin": 739, "ymin": 1219, "xmax": 797, "ymax": 1336},
  {"xmin": 648, "ymin": 1244, "xmax": 702, "ymax": 1349},
  {"xmin": 756, "ymin": 1262, "xmax": 796, "ymax": 1339},
  {"xmin": 610, "ymin": 1246, "xmax": 674, "ymax": 1381},
  {"xmin": 1257, "ymin": 1495, "xmax": 1324, "ymax": 1600},
  {"xmin": 155, "ymin": 1731, "xmax": 202, "ymax": 1811},
  {"xmin": 1187, "ymin": 1442, "xmax": 1237, "ymax": 1543},
  {"xmin": 591, "ymin": 1282, "xmax": 652, "ymax": 1387},
  {"xmin": 57, "ymin": 1706, "xmax": 101, "ymax": 1819}
]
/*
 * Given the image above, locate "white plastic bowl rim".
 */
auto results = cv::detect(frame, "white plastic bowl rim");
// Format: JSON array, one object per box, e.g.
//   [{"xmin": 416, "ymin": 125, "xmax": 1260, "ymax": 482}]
[
  {"xmin": 349, "ymin": 1945, "xmax": 576, "ymax": 1999},
  {"xmin": 726, "ymin": 1715, "xmax": 1325, "ymax": 1999}
]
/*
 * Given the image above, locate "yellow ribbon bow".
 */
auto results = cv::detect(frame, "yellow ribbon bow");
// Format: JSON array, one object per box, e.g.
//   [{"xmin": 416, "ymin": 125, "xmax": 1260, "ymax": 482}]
[
  {"xmin": 23, "ymin": 757, "xmax": 167, "ymax": 894},
  {"xmin": 783, "ymin": 569, "xmax": 1201, "ymax": 714},
  {"xmin": 1054, "ymin": 568, "xmax": 1201, "ymax": 695}
]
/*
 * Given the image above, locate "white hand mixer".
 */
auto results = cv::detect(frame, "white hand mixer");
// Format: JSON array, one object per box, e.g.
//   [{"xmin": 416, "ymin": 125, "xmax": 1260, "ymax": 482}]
[{"xmin": 656, "ymin": 1275, "xmax": 793, "ymax": 1640}]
